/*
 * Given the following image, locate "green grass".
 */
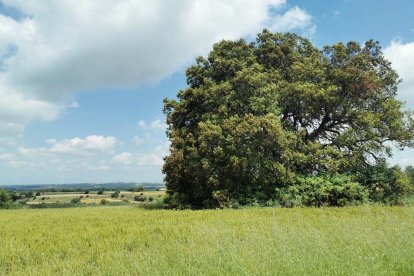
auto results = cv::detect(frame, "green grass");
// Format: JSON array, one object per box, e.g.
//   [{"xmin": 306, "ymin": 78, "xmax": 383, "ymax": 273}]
[{"xmin": 0, "ymin": 206, "xmax": 413, "ymax": 275}]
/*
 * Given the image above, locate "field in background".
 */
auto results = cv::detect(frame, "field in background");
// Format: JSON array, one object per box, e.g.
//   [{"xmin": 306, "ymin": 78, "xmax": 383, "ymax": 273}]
[
  {"xmin": 26, "ymin": 190, "xmax": 165, "ymax": 205},
  {"xmin": 0, "ymin": 206, "xmax": 413, "ymax": 275}
]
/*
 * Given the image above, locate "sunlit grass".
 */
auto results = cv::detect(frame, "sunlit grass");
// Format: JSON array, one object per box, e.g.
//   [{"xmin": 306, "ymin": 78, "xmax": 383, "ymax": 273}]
[{"xmin": 0, "ymin": 206, "xmax": 413, "ymax": 275}]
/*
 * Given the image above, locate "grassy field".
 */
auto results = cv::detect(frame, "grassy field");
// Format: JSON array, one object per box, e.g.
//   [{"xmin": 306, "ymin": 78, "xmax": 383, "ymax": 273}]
[
  {"xmin": 27, "ymin": 190, "xmax": 164, "ymax": 205},
  {"xmin": 0, "ymin": 206, "xmax": 413, "ymax": 275}
]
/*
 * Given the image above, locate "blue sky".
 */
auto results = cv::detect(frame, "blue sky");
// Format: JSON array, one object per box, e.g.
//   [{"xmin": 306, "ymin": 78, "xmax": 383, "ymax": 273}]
[{"xmin": 0, "ymin": 0, "xmax": 414, "ymax": 184}]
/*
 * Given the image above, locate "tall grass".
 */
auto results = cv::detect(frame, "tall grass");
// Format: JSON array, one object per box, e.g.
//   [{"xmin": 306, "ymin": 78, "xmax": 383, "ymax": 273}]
[{"xmin": 0, "ymin": 206, "xmax": 413, "ymax": 275}]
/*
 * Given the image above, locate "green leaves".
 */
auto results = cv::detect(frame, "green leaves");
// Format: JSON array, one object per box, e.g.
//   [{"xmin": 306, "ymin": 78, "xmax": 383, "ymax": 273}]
[{"xmin": 163, "ymin": 30, "xmax": 414, "ymax": 208}]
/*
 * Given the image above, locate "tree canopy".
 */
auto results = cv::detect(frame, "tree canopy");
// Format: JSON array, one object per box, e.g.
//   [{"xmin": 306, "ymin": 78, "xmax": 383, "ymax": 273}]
[{"xmin": 163, "ymin": 30, "xmax": 414, "ymax": 209}]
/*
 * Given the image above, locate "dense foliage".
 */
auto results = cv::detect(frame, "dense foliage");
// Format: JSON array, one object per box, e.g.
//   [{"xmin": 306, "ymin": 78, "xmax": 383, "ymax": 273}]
[
  {"xmin": 163, "ymin": 30, "xmax": 414, "ymax": 209},
  {"xmin": 0, "ymin": 189, "xmax": 11, "ymax": 208}
]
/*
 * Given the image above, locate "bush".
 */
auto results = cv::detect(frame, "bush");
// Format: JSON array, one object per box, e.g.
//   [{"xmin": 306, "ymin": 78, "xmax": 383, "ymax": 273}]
[
  {"xmin": 10, "ymin": 192, "xmax": 22, "ymax": 202},
  {"xmin": 100, "ymin": 199, "xmax": 108, "ymax": 205},
  {"xmin": 163, "ymin": 193, "xmax": 191, "ymax": 209},
  {"xmin": 276, "ymin": 175, "xmax": 369, "ymax": 207},
  {"xmin": 134, "ymin": 195, "xmax": 146, "ymax": 202},
  {"xmin": 97, "ymin": 190, "xmax": 104, "ymax": 195},
  {"xmin": 354, "ymin": 161, "xmax": 413, "ymax": 205},
  {"xmin": 0, "ymin": 189, "xmax": 11, "ymax": 208},
  {"xmin": 148, "ymin": 197, "xmax": 154, "ymax": 202},
  {"xmin": 111, "ymin": 191, "xmax": 120, "ymax": 198},
  {"xmin": 206, "ymin": 190, "xmax": 240, "ymax": 209},
  {"xmin": 70, "ymin": 198, "xmax": 81, "ymax": 204}
]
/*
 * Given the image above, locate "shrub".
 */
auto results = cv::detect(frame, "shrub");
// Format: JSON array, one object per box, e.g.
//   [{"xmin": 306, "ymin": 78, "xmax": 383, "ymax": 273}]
[
  {"xmin": 111, "ymin": 191, "xmax": 120, "ymax": 198},
  {"xmin": 70, "ymin": 198, "xmax": 81, "ymax": 204},
  {"xmin": 275, "ymin": 175, "xmax": 369, "ymax": 207},
  {"xmin": 10, "ymin": 193, "xmax": 22, "ymax": 202},
  {"xmin": 354, "ymin": 160, "xmax": 413, "ymax": 205},
  {"xmin": 163, "ymin": 193, "xmax": 191, "ymax": 209},
  {"xmin": 0, "ymin": 189, "xmax": 11, "ymax": 208},
  {"xmin": 97, "ymin": 190, "xmax": 104, "ymax": 195},
  {"xmin": 100, "ymin": 199, "xmax": 108, "ymax": 205},
  {"xmin": 134, "ymin": 195, "xmax": 146, "ymax": 202}
]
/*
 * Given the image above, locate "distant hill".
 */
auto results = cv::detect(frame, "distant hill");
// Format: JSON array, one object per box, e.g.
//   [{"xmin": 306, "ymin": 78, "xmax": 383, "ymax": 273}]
[{"xmin": 0, "ymin": 182, "xmax": 165, "ymax": 192}]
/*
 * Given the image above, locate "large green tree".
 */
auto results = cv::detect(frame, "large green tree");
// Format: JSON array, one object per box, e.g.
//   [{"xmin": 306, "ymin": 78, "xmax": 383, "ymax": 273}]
[{"xmin": 163, "ymin": 30, "xmax": 414, "ymax": 208}]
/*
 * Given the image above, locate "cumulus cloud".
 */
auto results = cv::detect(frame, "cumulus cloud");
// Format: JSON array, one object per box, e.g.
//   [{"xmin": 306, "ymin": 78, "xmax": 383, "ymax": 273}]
[
  {"xmin": 81, "ymin": 160, "xmax": 110, "ymax": 171},
  {"xmin": 0, "ymin": 0, "xmax": 314, "ymax": 143},
  {"xmin": 132, "ymin": 136, "xmax": 145, "ymax": 146},
  {"xmin": 270, "ymin": 6, "xmax": 314, "ymax": 34},
  {"xmin": 112, "ymin": 142, "xmax": 169, "ymax": 167},
  {"xmin": 112, "ymin": 152, "xmax": 133, "ymax": 165},
  {"xmin": 69, "ymin": 101, "xmax": 80, "ymax": 109},
  {"xmin": 0, "ymin": 151, "xmax": 14, "ymax": 160},
  {"xmin": 137, "ymin": 142, "xmax": 170, "ymax": 166},
  {"xmin": 137, "ymin": 120, "xmax": 146, "ymax": 129},
  {"xmin": 383, "ymin": 40, "xmax": 414, "ymax": 167},
  {"xmin": 137, "ymin": 118, "xmax": 167, "ymax": 131},
  {"xmin": 19, "ymin": 135, "xmax": 117, "ymax": 157},
  {"xmin": 150, "ymin": 119, "xmax": 166, "ymax": 130},
  {"xmin": 384, "ymin": 40, "xmax": 414, "ymax": 107}
]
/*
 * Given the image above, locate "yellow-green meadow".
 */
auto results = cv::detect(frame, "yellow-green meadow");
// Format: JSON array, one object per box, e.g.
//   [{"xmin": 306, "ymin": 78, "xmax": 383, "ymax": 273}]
[{"xmin": 0, "ymin": 206, "xmax": 413, "ymax": 275}]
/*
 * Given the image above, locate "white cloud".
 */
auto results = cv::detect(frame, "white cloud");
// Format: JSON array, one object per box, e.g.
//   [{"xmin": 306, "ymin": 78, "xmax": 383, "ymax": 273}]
[
  {"xmin": 384, "ymin": 40, "xmax": 414, "ymax": 107},
  {"xmin": 137, "ymin": 119, "xmax": 167, "ymax": 131},
  {"xmin": 137, "ymin": 120, "xmax": 146, "ymax": 129},
  {"xmin": 112, "ymin": 152, "xmax": 133, "ymax": 165},
  {"xmin": 81, "ymin": 160, "xmax": 110, "ymax": 171},
  {"xmin": 19, "ymin": 135, "xmax": 117, "ymax": 157},
  {"xmin": 150, "ymin": 119, "xmax": 166, "ymax": 130},
  {"xmin": 56, "ymin": 164, "xmax": 71, "ymax": 172},
  {"xmin": 137, "ymin": 142, "xmax": 170, "ymax": 166},
  {"xmin": 269, "ymin": 6, "xmax": 314, "ymax": 34},
  {"xmin": 0, "ymin": 0, "xmax": 314, "ymax": 143},
  {"xmin": 0, "ymin": 152, "xmax": 15, "ymax": 160},
  {"xmin": 384, "ymin": 40, "xmax": 414, "ymax": 166},
  {"xmin": 113, "ymin": 142, "xmax": 169, "ymax": 167},
  {"xmin": 7, "ymin": 160, "xmax": 27, "ymax": 168},
  {"xmin": 133, "ymin": 136, "xmax": 144, "ymax": 146},
  {"xmin": 69, "ymin": 101, "xmax": 80, "ymax": 109}
]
